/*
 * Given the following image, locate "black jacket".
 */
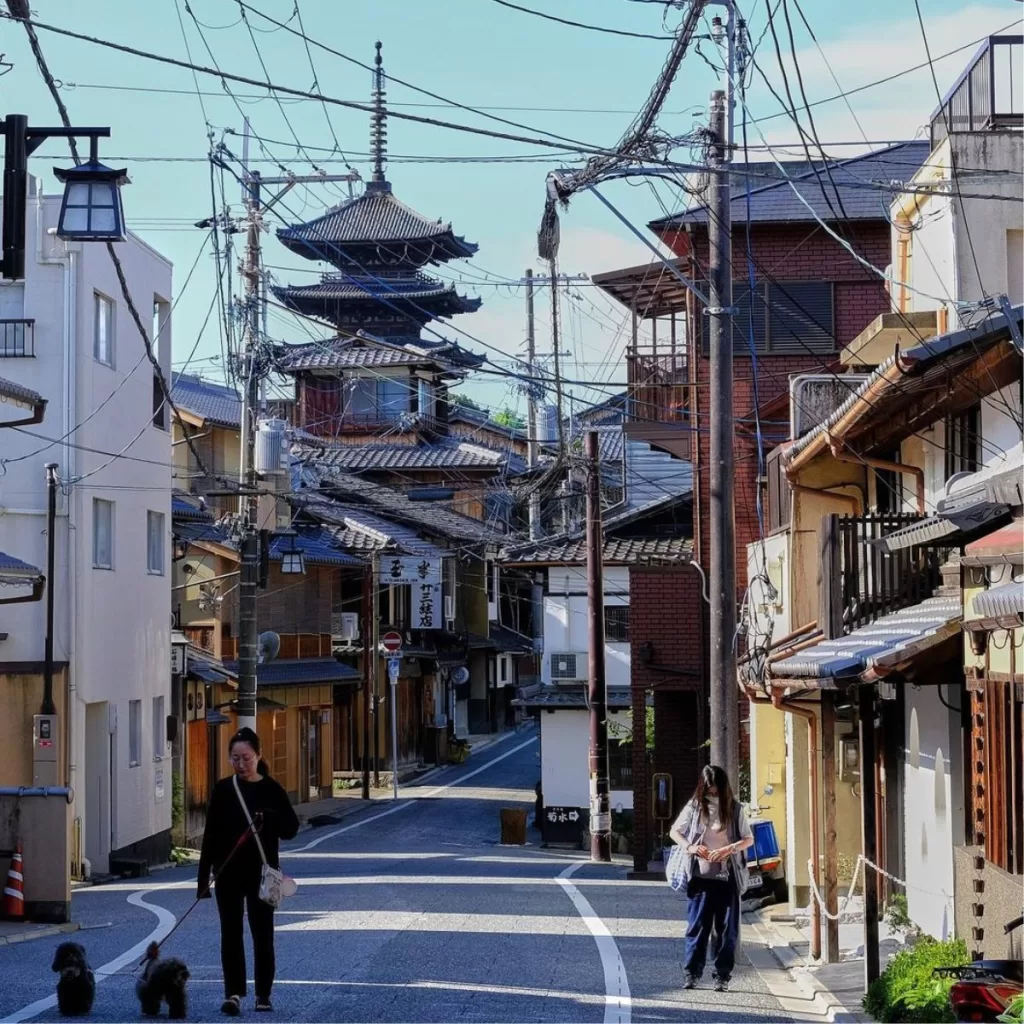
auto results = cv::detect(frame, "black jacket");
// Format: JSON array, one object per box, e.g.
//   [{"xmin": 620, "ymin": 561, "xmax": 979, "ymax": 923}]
[{"xmin": 198, "ymin": 774, "xmax": 299, "ymax": 891}]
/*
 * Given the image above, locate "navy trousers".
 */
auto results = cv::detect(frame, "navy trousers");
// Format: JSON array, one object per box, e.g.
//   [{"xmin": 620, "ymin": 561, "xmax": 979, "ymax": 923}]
[{"xmin": 683, "ymin": 876, "xmax": 741, "ymax": 980}]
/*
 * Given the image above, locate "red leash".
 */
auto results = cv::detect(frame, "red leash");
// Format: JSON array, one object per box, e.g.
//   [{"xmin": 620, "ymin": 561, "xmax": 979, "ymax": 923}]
[{"xmin": 139, "ymin": 815, "xmax": 263, "ymax": 965}]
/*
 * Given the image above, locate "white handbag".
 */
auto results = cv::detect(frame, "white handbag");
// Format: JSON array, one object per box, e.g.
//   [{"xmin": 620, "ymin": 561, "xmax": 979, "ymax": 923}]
[{"xmin": 232, "ymin": 775, "xmax": 295, "ymax": 908}]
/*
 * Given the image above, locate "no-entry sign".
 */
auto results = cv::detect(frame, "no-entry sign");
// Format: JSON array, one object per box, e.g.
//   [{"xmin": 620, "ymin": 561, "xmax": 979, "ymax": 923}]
[{"xmin": 381, "ymin": 631, "xmax": 403, "ymax": 654}]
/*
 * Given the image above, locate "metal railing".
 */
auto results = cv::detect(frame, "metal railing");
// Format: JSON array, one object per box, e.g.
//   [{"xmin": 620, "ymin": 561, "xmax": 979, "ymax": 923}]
[
  {"xmin": 819, "ymin": 513, "xmax": 955, "ymax": 638},
  {"xmin": 0, "ymin": 319, "xmax": 34, "ymax": 357},
  {"xmin": 930, "ymin": 36, "xmax": 1023, "ymax": 147}
]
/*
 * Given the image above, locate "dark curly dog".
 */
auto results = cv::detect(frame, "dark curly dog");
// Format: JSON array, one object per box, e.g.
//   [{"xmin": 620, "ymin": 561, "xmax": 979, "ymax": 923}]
[
  {"xmin": 51, "ymin": 942, "xmax": 96, "ymax": 1017},
  {"xmin": 136, "ymin": 941, "xmax": 190, "ymax": 1019}
]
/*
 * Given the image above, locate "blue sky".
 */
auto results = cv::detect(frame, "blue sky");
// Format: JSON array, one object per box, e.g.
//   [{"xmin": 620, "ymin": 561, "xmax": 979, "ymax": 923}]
[{"xmin": 5, "ymin": 0, "xmax": 1020, "ymax": 416}]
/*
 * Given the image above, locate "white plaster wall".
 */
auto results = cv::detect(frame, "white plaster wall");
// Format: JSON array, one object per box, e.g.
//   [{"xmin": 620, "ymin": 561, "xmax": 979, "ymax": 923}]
[
  {"xmin": 903, "ymin": 684, "xmax": 960, "ymax": 940},
  {"xmin": 543, "ymin": 566, "xmax": 630, "ymax": 688},
  {"xmin": 539, "ymin": 709, "xmax": 633, "ymax": 810},
  {"xmin": 980, "ymin": 385, "xmax": 1023, "ymax": 466},
  {"xmin": 0, "ymin": 185, "xmax": 173, "ymax": 865}
]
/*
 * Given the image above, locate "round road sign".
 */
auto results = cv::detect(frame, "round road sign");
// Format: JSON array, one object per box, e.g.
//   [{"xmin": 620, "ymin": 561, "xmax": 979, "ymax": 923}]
[{"xmin": 381, "ymin": 631, "xmax": 403, "ymax": 653}]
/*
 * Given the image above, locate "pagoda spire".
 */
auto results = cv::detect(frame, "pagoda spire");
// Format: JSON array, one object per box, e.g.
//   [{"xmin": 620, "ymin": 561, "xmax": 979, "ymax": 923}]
[{"xmin": 369, "ymin": 41, "xmax": 389, "ymax": 191}]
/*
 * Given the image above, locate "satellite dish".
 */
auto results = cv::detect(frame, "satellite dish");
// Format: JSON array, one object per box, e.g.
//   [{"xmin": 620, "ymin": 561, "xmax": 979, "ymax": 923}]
[
  {"xmin": 451, "ymin": 666, "xmax": 470, "ymax": 685},
  {"xmin": 258, "ymin": 631, "xmax": 280, "ymax": 665}
]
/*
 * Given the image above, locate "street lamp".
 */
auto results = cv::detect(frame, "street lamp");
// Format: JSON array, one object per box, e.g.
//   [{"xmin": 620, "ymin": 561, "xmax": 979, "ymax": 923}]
[
  {"xmin": 277, "ymin": 531, "xmax": 306, "ymax": 575},
  {"xmin": 53, "ymin": 145, "xmax": 128, "ymax": 242},
  {"xmin": 2, "ymin": 114, "xmax": 126, "ymax": 281}
]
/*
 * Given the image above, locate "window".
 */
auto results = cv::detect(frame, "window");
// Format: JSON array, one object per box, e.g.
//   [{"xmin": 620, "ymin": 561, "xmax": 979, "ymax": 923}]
[
  {"xmin": 946, "ymin": 405, "xmax": 981, "ymax": 480},
  {"xmin": 152, "ymin": 695, "xmax": 165, "ymax": 761},
  {"xmin": 608, "ymin": 738, "xmax": 633, "ymax": 790},
  {"xmin": 377, "ymin": 379, "xmax": 408, "ymax": 417},
  {"xmin": 128, "ymin": 700, "xmax": 141, "ymax": 767},
  {"xmin": 605, "ymin": 605, "xmax": 630, "ymax": 643},
  {"xmin": 703, "ymin": 281, "xmax": 835, "ymax": 355},
  {"xmin": 152, "ymin": 297, "xmax": 169, "ymax": 360},
  {"xmin": 874, "ymin": 448, "xmax": 903, "ymax": 514},
  {"xmin": 152, "ymin": 375, "xmax": 167, "ymax": 430},
  {"xmin": 147, "ymin": 510, "xmax": 165, "ymax": 575},
  {"xmin": 93, "ymin": 499, "xmax": 114, "ymax": 569},
  {"xmin": 94, "ymin": 293, "xmax": 115, "ymax": 366}
]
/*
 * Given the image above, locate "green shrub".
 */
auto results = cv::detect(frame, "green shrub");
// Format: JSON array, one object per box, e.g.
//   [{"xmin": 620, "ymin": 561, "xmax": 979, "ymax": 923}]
[
  {"xmin": 999, "ymin": 993, "xmax": 1024, "ymax": 1024},
  {"xmin": 863, "ymin": 936, "xmax": 969, "ymax": 1023}
]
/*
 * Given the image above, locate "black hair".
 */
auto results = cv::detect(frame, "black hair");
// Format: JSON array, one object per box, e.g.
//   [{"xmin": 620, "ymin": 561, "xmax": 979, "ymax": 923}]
[
  {"xmin": 691, "ymin": 764, "xmax": 735, "ymax": 826},
  {"xmin": 229, "ymin": 727, "xmax": 269, "ymax": 777}
]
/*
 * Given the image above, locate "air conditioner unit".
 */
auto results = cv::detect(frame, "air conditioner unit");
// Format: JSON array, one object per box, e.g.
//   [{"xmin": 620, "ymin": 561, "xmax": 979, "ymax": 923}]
[
  {"xmin": 333, "ymin": 612, "xmax": 359, "ymax": 642},
  {"xmin": 550, "ymin": 652, "xmax": 587, "ymax": 682}
]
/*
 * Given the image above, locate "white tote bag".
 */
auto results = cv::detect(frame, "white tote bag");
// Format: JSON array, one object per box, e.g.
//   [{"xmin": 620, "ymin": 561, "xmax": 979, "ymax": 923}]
[{"xmin": 232, "ymin": 776, "xmax": 296, "ymax": 908}]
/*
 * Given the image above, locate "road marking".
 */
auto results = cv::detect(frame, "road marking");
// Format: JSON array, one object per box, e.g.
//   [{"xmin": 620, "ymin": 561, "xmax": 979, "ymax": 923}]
[
  {"xmin": 0, "ymin": 731, "xmax": 537, "ymax": 1024},
  {"xmin": 557, "ymin": 861, "xmax": 632, "ymax": 1024},
  {"xmin": 0, "ymin": 892, "xmax": 175, "ymax": 1024},
  {"xmin": 287, "ymin": 732, "xmax": 538, "ymax": 854}
]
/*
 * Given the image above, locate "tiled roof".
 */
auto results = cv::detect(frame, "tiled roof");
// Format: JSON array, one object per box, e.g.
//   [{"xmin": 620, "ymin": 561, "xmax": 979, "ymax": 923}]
[
  {"xmin": 297, "ymin": 436, "xmax": 526, "ymax": 474},
  {"xmin": 970, "ymin": 580, "xmax": 1024, "ymax": 623},
  {"xmin": 298, "ymin": 497, "xmax": 448, "ymax": 558},
  {"xmin": 272, "ymin": 278, "xmax": 481, "ymax": 318},
  {"xmin": 0, "ymin": 550, "xmax": 43, "ymax": 578},
  {"xmin": 172, "ymin": 493, "xmax": 213, "ymax": 523},
  {"xmin": 275, "ymin": 334, "xmax": 466, "ymax": 372},
  {"xmin": 267, "ymin": 527, "xmax": 364, "ymax": 568},
  {"xmin": 514, "ymin": 685, "xmax": 632, "ymax": 710},
  {"xmin": 277, "ymin": 185, "xmax": 477, "ymax": 263},
  {"xmin": 770, "ymin": 594, "xmax": 961, "ymax": 683},
  {"xmin": 221, "ymin": 657, "xmax": 361, "ymax": 687},
  {"xmin": 650, "ymin": 142, "xmax": 931, "ymax": 229},
  {"xmin": 449, "ymin": 404, "xmax": 525, "ymax": 440},
  {"xmin": 501, "ymin": 535, "xmax": 692, "ymax": 566},
  {"xmin": 171, "ymin": 373, "xmax": 241, "ymax": 429},
  {"xmin": 964, "ymin": 521, "xmax": 1024, "ymax": 563},
  {"xmin": 0, "ymin": 376, "xmax": 44, "ymax": 408}
]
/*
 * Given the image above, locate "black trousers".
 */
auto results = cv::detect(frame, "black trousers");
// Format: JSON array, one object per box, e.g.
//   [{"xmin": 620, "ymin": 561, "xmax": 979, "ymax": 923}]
[{"xmin": 215, "ymin": 880, "xmax": 276, "ymax": 1000}]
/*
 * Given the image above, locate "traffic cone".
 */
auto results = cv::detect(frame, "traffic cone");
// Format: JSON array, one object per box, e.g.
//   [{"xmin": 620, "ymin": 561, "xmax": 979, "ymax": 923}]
[{"xmin": 3, "ymin": 846, "xmax": 25, "ymax": 920}]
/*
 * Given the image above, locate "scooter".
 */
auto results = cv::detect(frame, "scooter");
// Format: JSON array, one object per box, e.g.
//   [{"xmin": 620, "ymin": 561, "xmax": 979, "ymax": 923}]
[{"xmin": 935, "ymin": 916, "xmax": 1023, "ymax": 1023}]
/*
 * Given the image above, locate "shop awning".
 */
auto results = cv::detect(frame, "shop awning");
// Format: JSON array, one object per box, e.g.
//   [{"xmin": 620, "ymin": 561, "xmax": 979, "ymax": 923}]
[{"xmin": 770, "ymin": 593, "xmax": 962, "ymax": 686}]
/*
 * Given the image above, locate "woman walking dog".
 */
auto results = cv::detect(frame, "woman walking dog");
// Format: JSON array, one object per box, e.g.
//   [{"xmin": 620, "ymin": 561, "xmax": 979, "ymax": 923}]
[
  {"xmin": 198, "ymin": 728, "xmax": 300, "ymax": 1015},
  {"xmin": 669, "ymin": 764, "xmax": 754, "ymax": 991}
]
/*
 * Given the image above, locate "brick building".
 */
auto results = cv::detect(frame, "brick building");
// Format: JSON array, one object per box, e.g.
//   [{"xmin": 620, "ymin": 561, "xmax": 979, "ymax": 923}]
[{"xmin": 593, "ymin": 142, "xmax": 929, "ymax": 871}]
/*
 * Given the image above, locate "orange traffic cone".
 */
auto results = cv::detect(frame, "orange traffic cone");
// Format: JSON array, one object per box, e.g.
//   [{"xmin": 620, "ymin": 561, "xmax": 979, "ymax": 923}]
[{"xmin": 3, "ymin": 846, "xmax": 25, "ymax": 919}]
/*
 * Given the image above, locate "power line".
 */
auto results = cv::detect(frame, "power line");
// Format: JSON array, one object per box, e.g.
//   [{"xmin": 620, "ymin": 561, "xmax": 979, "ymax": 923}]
[{"xmin": 482, "ymin": 0, "xmax": 675, "ymax": 40}]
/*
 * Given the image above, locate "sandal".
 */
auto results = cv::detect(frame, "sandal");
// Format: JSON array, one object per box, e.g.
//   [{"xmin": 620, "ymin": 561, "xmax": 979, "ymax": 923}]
[{"xmin": 221, "ymin": 995, "xmax": 242, "ymax": 1016}]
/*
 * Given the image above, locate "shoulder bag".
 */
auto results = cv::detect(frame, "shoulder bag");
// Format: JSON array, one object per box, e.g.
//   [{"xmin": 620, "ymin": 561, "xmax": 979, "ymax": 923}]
[
  {"xmin": 665, "ymin": 802, "xmax": 700, "ymax": 892},
  {"xmin": 232, "ymin": 775, "xmax": 293, "ymax": 908}
]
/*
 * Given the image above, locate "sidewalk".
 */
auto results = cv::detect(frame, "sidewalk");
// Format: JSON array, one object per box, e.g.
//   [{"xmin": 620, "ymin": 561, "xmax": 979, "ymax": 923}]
[
  {"xmin": 745, "ymin": 901, "xmax": 886, "ymax": 1023},
  {"xmin": 0, "ymin": 919, "xmax": 79, "ymax": 948}
]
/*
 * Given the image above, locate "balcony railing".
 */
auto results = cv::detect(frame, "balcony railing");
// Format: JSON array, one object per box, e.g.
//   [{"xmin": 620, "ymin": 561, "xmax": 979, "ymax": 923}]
[
  {"xmin": 930, "ymin": 35, "xmax": 1024, "ymax": 148},
  {"xmin": 819, "ymin": 513, "xmax": 955, "ymax": 639},
  {"xmin": 0, "ymin": 319, "xmax": 34, "ymax": 357},
  {"xmin": 299, "ymin": 410, "xmax": 440, "ymax": 437}
]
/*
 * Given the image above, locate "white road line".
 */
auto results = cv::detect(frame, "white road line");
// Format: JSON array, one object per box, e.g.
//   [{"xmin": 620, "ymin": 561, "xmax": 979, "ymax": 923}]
[
  {"xmin": 0, "ymin": 892, "xmax": 176, "ymax": 1024},
  {"xmin": 557, "ymin": 861, "xmax": 632, "ymax": 1024},
  {"xmin": 286, "ymin": 732, "xmax": 538, "ymax": 854},
  {"xmin": 0, "ymin": 731, "xmax": 537, "ymax": 1024}
]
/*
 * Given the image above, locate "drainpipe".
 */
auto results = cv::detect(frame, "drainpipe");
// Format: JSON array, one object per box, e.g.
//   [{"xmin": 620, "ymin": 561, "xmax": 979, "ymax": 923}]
[
  {"xmin": 828, "ymin": 445, "xmax": 925, "ymax": 515},
  {"xmin": 757, "ymin": 687, "xmax": 821, "ymax": 962}
]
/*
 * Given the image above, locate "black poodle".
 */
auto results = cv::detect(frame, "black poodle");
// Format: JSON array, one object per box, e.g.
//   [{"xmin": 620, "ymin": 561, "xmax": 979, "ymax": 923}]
[
  {"xmin": 51, "ymin": 942, "xmax": 95, "ymax": 1017},
  {"xmin": 136, "ymin": 941, "xmax": 190, "ymax": 1019}
]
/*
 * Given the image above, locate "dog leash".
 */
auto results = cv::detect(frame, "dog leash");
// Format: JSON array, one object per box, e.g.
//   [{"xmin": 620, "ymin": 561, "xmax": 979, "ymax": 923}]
[{"xmin": 137, "ymin": 815, "xmax": 264, "ymax": 968}]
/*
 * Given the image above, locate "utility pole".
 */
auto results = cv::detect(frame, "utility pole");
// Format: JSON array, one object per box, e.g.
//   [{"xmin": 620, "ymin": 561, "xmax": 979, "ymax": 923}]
[
  {"xmin": 547, "ymin": 264, "xmax": 566, "ymax": 455},
  {"xmin": 585, "ymin": 430, "xmax": 611, "ymax": 863},
  {"xmin": 361, "ymin": 558, "xmax": 373, "ymax": 800},
  {"xmin": 525, "ymin": 268, "xmax": 542, "ymax": 540},
  {"xmin": 707, "ymin": 81, "xmax": 738, "ymax": 782},
  {"xmin": 372, "ymin": 573, "xmax": 381, "ymax": 789}
]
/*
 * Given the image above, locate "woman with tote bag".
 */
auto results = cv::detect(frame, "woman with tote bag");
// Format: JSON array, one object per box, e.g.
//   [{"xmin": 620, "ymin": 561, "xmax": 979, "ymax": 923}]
[
  {"xmin": 668, "ymin": 764, "xmax": 754, "ymax": 992},
  {"xmin": 198, "ymin": 728, "xmax": 300, "ymax": 1015}
]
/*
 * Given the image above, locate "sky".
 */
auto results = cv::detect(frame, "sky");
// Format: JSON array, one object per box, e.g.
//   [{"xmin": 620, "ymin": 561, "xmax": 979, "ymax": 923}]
[{"xmin": 4, "ymin": 0, "xmax": 1020, "ymax": 419}]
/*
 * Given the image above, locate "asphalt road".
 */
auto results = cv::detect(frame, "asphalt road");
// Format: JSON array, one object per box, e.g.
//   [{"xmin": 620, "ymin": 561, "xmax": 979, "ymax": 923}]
[{"xmin": 0, "ymin": 727, "xmax": 811, "ymax": 1023}]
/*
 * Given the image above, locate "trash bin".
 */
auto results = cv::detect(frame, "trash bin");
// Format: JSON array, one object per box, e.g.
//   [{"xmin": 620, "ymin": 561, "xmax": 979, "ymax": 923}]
[{"xmin": 500, "ymin": 807, "xmax": 527, "ymax": 845}]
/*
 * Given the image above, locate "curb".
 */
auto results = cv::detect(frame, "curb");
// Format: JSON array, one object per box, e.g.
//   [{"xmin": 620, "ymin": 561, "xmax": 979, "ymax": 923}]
[
  {"xmin": 0, "ymin": 921, "xmax": 79, "ymax": 948},
  {"xmin": 744, "ymin": 912, "xmax": 874, "ymax": 1023}
]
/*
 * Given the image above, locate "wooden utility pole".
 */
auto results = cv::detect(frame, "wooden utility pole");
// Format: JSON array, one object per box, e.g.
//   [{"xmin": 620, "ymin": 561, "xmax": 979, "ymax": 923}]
[
  {"xmin": 585, "ymin": 430, "xmax": 611, "ymax": 863},
  {"xmin": 361, "ymin": 558, "xmax": 374, "ymax": 800},
  {"xmin": 525, "ymin": 268, "xmax": 542, "ymax": 540},
  {"xmin": 821, "ymin": 691, "xmax": 840, "ymax": 962},
  {"xmin": 547, "ymin": 261, "xmax": 566, "ymax": 455},
  {"xmin": 859, "ymin": 685, "xmax": 880, "ymax": 985},
  {"xmin": 707, "ymin": 86, "xmax": 738, "ymax": 782}
]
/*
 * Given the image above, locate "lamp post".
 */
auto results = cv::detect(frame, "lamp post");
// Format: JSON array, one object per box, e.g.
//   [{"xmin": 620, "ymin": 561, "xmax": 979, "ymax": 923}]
[{"xmin": 1, "ymin": 114, "xmax": 127, "ymax": 281}]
